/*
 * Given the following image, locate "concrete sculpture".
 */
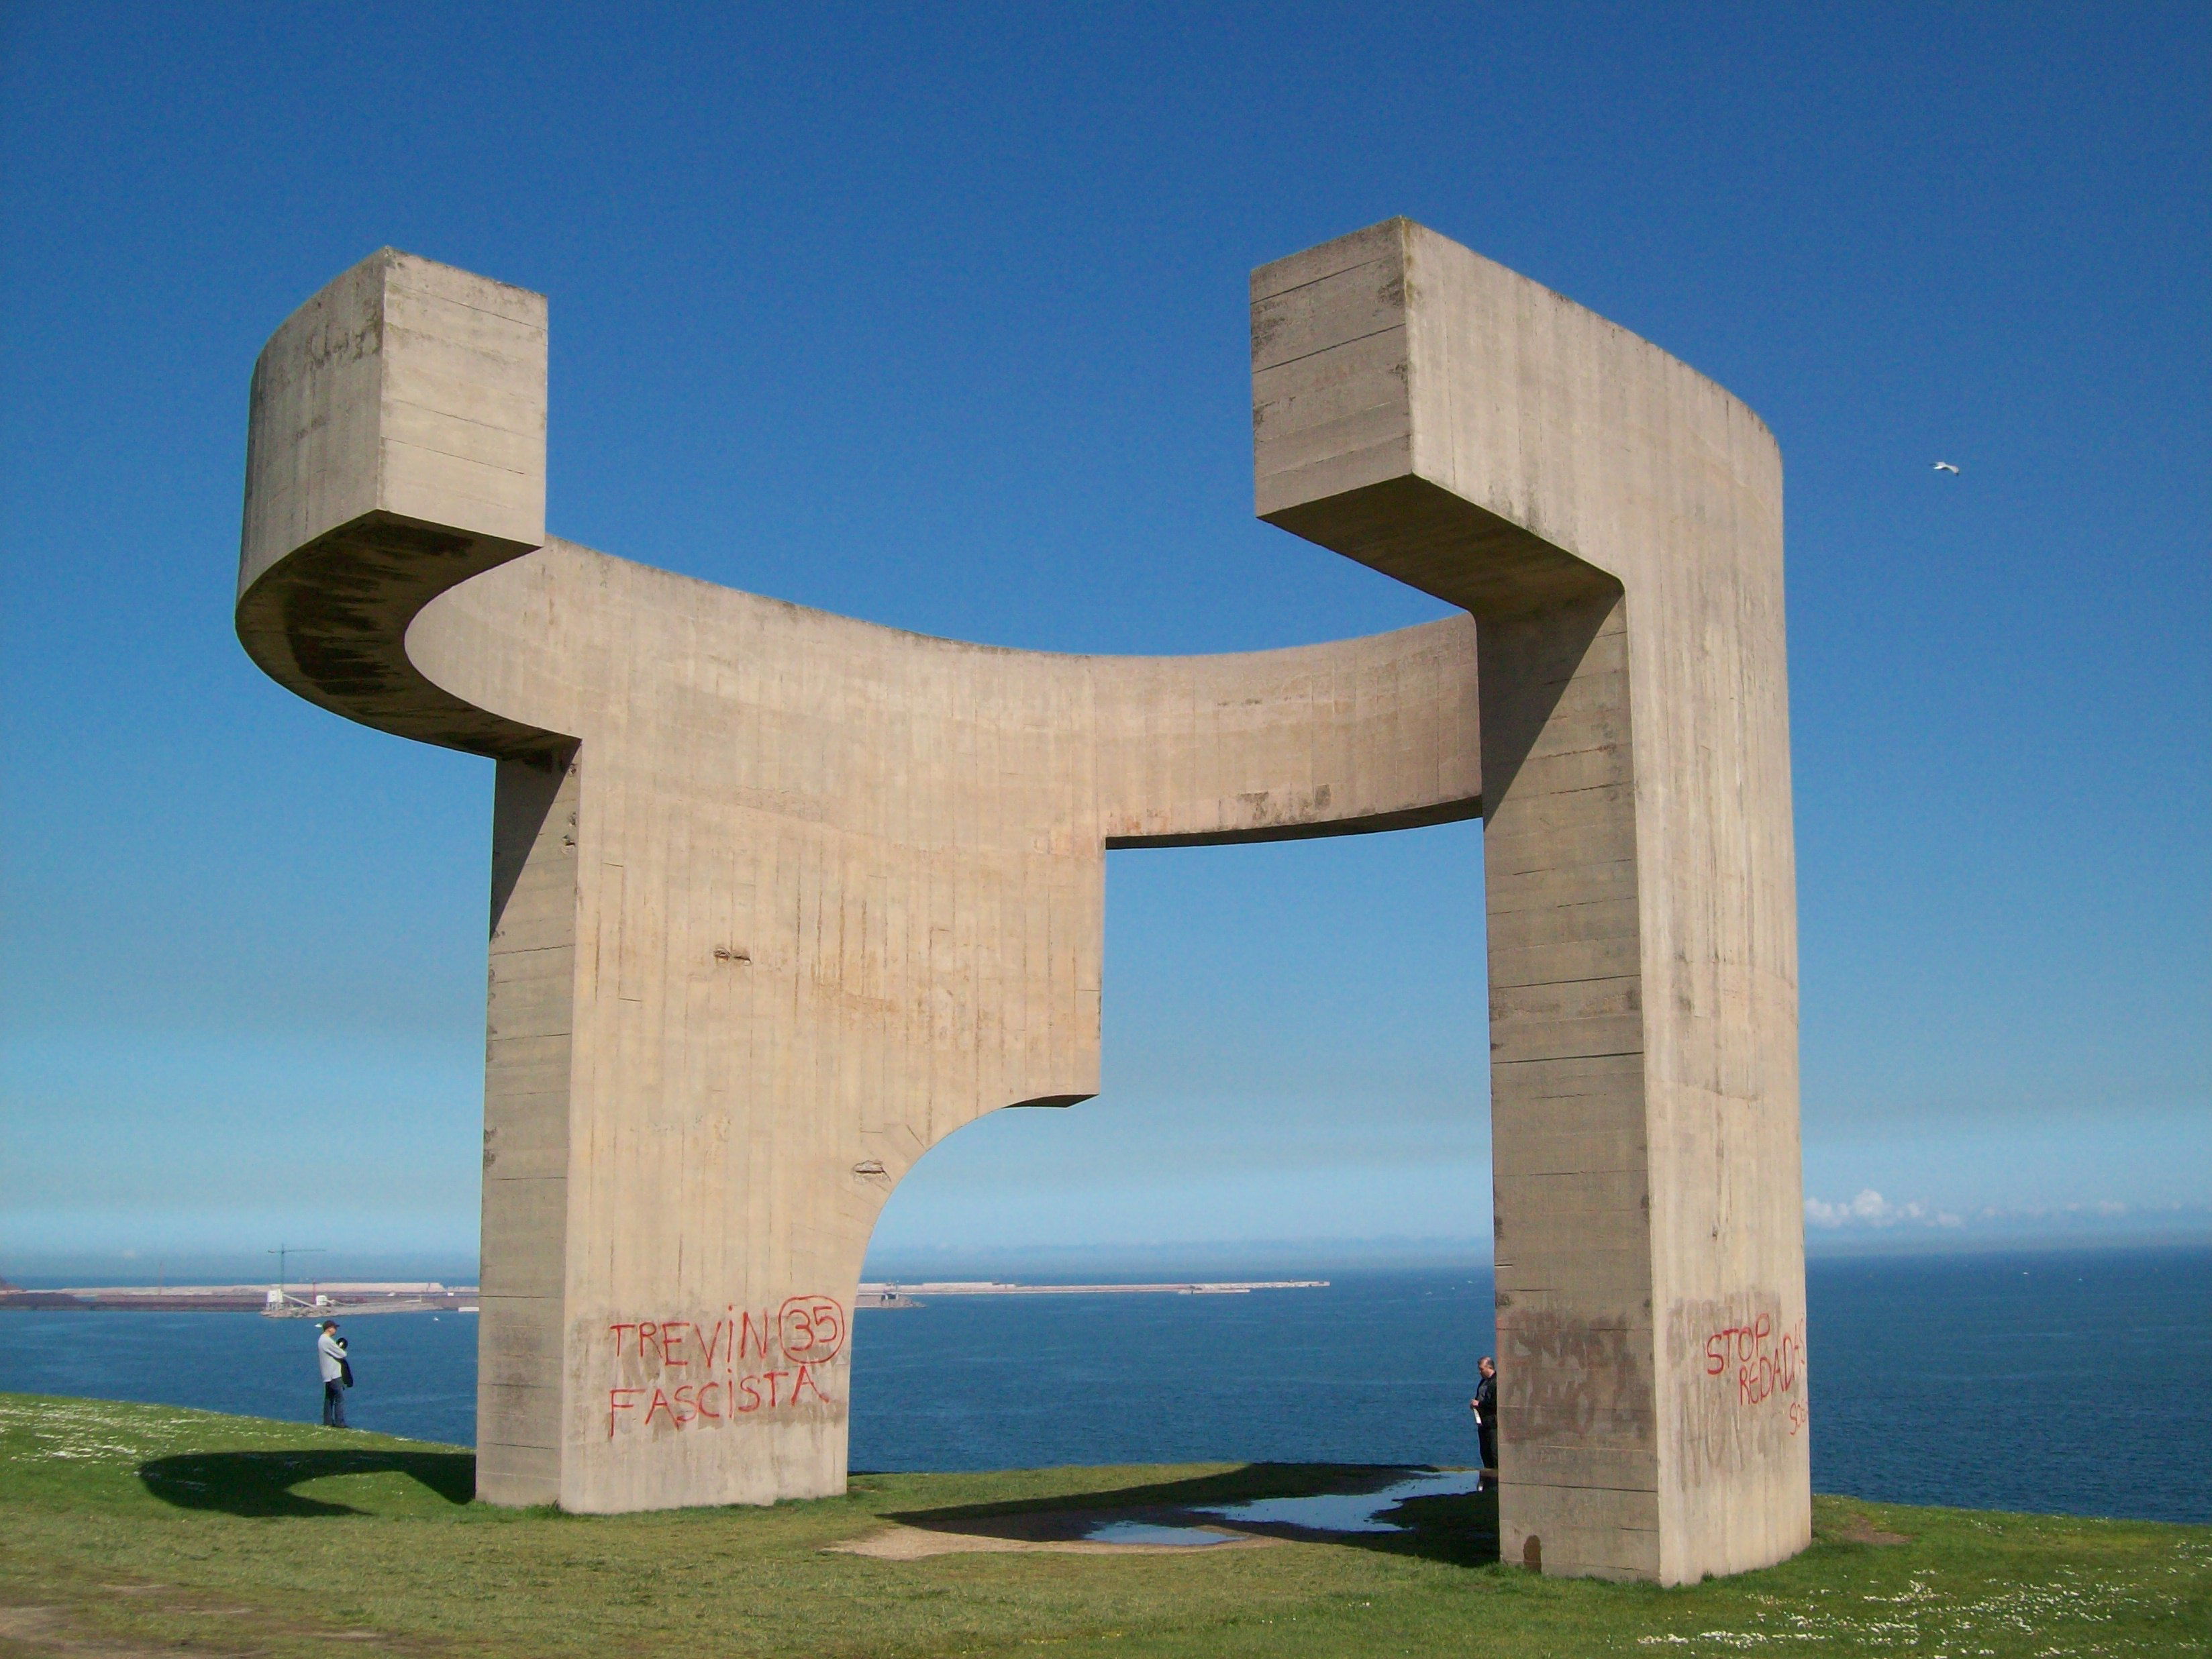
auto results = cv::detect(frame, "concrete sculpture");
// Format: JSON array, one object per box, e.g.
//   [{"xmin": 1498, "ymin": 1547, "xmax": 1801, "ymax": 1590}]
[{"xmin": 236, "ymin": 219, "xmax": 1808, "ymax": 1582}]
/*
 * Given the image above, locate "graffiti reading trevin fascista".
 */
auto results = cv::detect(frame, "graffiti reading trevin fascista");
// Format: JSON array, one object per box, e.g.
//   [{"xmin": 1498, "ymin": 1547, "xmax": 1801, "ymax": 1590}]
[{"xmin": 605, "ymin": 1295, "xmax": 846, "ymax": 1437}]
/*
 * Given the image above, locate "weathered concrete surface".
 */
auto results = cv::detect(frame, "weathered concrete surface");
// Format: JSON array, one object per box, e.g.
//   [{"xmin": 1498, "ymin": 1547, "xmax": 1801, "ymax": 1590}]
[
  {"xmin": 1253, "ymin": 219, "xmax": 1807, "ymax": 1582},
  {"xmin": 236, "ymin": 224, "xmax": 1805, "ymax": 1580}
]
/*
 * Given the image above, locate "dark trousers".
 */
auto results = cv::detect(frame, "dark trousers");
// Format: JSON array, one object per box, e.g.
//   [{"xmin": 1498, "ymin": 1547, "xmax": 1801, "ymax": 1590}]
[
  {"xmin": 323, "ymin": 1378, "xmax": 348, "ymax": 1427},
  {"xmin": 1476, "ymin": 1417, "xmax": 1497, "ymax": 1471}
]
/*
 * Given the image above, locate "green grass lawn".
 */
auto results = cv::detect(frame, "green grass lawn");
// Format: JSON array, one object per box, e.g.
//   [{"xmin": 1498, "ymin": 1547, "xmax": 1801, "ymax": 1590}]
[{"xmin": 0, "ymin": 1393, "xmax": 2203, "ymax": 1658}]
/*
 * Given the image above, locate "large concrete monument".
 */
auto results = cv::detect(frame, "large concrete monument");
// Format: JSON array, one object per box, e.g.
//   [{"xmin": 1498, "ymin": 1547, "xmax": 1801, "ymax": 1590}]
[{"xmin": 236, "ymin": 219, "xmax": 1809, "ymax": 1582}]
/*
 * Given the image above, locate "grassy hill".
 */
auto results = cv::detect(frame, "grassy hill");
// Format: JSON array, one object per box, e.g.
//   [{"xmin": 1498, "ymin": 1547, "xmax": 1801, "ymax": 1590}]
[{"xmin": 1, "ymin": 1392, "xmax": 2203, "ymax": 1657}]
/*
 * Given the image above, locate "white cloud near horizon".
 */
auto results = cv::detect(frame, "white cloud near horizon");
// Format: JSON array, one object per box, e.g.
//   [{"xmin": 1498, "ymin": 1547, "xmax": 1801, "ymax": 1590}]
[{"xmin": 1805, "ymin": 1189, "xmax": 1963, "ymax": 1229}]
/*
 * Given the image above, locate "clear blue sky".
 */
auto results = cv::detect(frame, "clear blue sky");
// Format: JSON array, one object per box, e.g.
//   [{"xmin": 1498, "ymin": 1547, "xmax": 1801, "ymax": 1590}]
[{"xmin": 3, "ymin": 3, "xmax": 2205, "ymax": 1279}]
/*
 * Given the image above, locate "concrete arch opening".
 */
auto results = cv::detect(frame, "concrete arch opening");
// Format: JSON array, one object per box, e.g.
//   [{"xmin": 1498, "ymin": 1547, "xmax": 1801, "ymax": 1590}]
[
  {"xmin": 846, "ymin": 823, "xmax": 1489, "ymax": 1489},
  {"xmin": 857, "ymin": 821, "xmax": 1489, "ymax": 1276}
]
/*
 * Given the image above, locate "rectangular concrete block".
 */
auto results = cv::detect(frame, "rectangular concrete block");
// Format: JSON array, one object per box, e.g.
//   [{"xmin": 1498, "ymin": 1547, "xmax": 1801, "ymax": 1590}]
[{"xmin": 240, "ymin": 249, "xmax": 545, "ymax": 598}]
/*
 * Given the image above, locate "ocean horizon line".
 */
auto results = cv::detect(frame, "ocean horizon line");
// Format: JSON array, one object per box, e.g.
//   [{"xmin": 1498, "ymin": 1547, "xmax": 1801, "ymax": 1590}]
[{"xmin": 7, "ymin": 1233, "xmax": 2212, "ymax": 1292}]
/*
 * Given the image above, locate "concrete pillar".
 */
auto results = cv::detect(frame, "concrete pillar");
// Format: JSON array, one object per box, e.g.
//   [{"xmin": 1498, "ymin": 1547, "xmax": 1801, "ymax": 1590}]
[
  {"xmin": 478, "ymin": 750, "xmax": 580, "ymax": 1503},
  {"xmin": 1252, "ymin": 219, "xmax": 1809, "ymax": 1582}
]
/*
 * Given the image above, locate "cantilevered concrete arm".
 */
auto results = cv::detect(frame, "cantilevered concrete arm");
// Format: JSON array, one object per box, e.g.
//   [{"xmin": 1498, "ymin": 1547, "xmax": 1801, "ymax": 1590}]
[
  {"xmin": 1089, "ymin": 617, "xmax": 1478, "ymax": 846},
  {"xmin": 240, "ymin": 250, "xmax": 1480, "ymax": 839},
  {"xmin": 405, "ymin": 542, "xmax": 1480, "ymax": 851},
  {"xmin": 236, "ymin": 250, "xmax": 564, "ymax": 759}
]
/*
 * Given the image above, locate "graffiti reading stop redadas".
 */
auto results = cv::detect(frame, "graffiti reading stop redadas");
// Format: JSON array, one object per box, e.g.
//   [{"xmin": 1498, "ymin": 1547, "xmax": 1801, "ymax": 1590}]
[
  {"xmin": 605, "ymin": 1295, "xmax": 846, "ymax": 1437},
  {"xmin": 1703, "ymin": 1311, "xmax": 1809, "ymax": 1438}
]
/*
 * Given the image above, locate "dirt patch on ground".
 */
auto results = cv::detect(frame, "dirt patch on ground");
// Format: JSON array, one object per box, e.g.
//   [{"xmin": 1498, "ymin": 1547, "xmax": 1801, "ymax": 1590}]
[
  {"xmin": 0, "ymin": 1601, "xmax": 223, "ymax": 1657},
  {"xmin": 830, "ymin": 1509, "xmax": 1275, "ymax": 1560},
  {"xmin": 1822, "ymin": 1511, "xmax": 1912, "ymax": 1546},
  {"xmin": 0, "ymin": 1591, "xmax": 421, "ymax": 1657}
]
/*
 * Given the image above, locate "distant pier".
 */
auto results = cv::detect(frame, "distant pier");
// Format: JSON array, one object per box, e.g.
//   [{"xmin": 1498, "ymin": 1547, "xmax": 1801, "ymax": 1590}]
[
  {"xmin": 854, "ymin": 1280, "xmax": 1326, "ymax": 1308},
  {"xmin": 0, "ymin": 1279, "xmax": 1323, "ymax": 1315},
  {"xmin": 0, "ymin": 1282, "xmax": 479, "ymax": 1317}
]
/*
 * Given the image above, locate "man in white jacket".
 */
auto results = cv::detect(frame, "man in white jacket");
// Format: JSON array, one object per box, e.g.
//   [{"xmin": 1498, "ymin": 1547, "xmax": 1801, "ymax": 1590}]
[{"xmin": 317, "ymin": 1320, "xmax": 349, "ymax": 1427}]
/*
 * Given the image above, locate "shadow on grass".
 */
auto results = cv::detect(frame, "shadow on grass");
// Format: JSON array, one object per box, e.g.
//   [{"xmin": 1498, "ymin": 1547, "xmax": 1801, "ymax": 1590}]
[
  {"xmin": 885, "ymin": 1462, "xmax": 1500, "ymax": 1568},
  {"xmin": 139, "ymin": 1450, "xmax": 475, "ymax": 1517}
]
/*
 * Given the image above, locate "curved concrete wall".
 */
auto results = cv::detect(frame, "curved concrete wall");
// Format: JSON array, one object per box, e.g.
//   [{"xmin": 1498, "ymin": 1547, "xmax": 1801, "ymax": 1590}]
[
  {"xmin": 238, "ymin": 250, "xmax": 557, "ymax": 757},
  {"xmin": 410, "ymin": 542, "xmax": 1481, "ymax": 847}
]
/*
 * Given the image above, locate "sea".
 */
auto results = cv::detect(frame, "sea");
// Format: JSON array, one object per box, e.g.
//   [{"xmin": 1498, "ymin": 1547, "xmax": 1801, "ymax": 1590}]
[{"xmin": 1, "ymin": 1248, "xmax": 2205, "ymax": 1527}]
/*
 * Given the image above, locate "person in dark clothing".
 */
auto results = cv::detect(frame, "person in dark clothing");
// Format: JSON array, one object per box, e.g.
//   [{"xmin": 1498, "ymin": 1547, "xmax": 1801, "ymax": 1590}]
[
  {"xmin": 1470, "ymin": 1355, "xmax": 1498, "ymax": 1476},
  {"xmin": 317, "ymin": 1320, "xmax": 350, "ymax": 1427}
]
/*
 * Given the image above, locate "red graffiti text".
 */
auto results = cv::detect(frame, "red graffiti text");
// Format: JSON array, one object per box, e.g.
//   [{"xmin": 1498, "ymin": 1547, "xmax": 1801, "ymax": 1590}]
[
  {"xmin": 604, "ymin": 1295, "xmax": 846, "ymax": 1438},
  {"xmin": 1703, "ymin": 1312, "xmax": 1808, "ymax": 1435}
]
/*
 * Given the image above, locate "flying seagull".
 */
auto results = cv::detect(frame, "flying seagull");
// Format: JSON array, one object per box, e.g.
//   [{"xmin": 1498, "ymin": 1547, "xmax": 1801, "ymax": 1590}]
[{"xmin": 1932, "ymin": 461, "xmax": 1960, "ymax": 473}]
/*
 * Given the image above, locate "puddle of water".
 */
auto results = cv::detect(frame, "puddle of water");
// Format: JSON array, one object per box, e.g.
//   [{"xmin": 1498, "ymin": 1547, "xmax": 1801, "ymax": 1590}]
[
  {"xmin": 1197, "ymin": 1469, "xmax": 1485, "ymax": 1534},
  {"xmin": 1083, "ymin": 1519, "xmax": 1240, "ymax": 1547}
]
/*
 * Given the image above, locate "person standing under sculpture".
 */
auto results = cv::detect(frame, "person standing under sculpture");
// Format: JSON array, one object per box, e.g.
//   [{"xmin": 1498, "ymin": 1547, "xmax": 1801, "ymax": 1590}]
[
  {"xmin": 317, "ymin": 1320, "xmax": 350, "ymax": 1427},
  {"xmin": 1470, "ymin": 1355, "xmax": 1498, "ymax": 1476}
]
